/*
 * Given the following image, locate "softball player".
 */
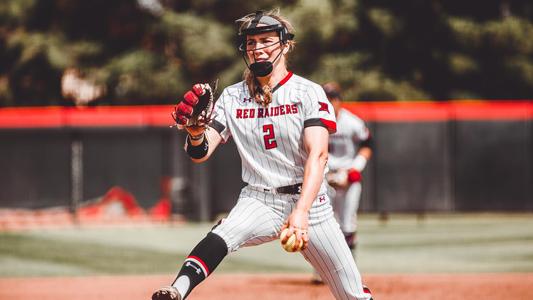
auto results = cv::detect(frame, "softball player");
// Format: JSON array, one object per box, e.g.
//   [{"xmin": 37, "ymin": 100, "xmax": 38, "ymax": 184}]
[
  {"xmin": 324, "ymin": 82, "xmax": 373, "ymax": 249},
  {"xmin": 152, "ymin": 10, "xmax": 372, "ymax": 300},
  {"xmin": 312, "ymin": 82, "xmax": 373, "ymax": 284}
]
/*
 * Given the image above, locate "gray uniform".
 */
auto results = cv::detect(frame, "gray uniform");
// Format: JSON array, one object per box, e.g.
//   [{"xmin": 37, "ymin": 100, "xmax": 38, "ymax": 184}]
[
  {"xmin": 209, "ymin": 73, "xmax": 371, "ymax": 300},
  {"xmin": 328, "ymin": 109, "xmax": 371, "ymax": 234}
]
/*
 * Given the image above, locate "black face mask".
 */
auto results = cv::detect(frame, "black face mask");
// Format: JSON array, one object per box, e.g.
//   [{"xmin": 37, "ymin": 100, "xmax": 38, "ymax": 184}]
[
  {"xmin": 249, "ymin": 61, "xmax": 273, "ymax": 77},
  {"xmin": 247, "ymin": 46, "xmax": 284, "ymax": 77}
]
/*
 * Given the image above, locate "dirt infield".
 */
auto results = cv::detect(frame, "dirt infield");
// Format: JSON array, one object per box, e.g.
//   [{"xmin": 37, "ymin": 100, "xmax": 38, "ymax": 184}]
[{"xmin": 1, "ymin": 273, "xmax": 532, "ymax": 300}]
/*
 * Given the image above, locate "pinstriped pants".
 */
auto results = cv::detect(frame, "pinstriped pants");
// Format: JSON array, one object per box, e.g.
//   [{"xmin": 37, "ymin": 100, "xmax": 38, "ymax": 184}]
[
  {"xmin": 331, "ymin": 182, "xmax": 363, "ymax": 234},
  {"xmin": 212, "ymin": 186, "xmax": 371, "ymax": 300}
]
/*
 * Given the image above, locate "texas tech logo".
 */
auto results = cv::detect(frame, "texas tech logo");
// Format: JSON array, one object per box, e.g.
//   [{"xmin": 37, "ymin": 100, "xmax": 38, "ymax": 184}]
[{"xmin": 318, "ymin": 101, "xmax": 329, "ymax": 113}]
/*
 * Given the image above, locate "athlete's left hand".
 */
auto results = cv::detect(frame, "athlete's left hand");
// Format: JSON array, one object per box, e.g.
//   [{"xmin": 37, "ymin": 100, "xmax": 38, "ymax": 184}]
[
  {"xmin": 347, "ymin": 169, "xmax": 362, "ymax": 183},
  {"xmin": 281, "ymin": 208, "xmax": 309, "ymax": 251}
]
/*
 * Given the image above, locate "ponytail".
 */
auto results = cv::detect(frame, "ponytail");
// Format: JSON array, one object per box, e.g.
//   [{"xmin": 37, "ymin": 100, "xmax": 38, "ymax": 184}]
[{"xmin": 244, "ymin": 69, "xmax": 272, "ymax": 107}]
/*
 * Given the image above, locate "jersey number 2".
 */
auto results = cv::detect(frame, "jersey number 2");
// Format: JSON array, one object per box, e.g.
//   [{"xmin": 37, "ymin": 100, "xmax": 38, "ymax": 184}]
[{"xmin": 262, "ymin": 124, "xmax": 278, "ymax": 150}]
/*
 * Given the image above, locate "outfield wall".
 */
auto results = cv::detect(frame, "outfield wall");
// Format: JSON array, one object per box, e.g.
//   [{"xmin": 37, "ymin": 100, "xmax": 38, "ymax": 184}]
[{"xmin": 0, "ymin": 102, "xmax": 531, "ymax": 220}]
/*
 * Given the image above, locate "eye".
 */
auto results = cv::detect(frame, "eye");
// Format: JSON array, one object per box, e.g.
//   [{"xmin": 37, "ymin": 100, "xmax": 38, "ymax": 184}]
[{"xmin": 246, "ymin": 40, "xmax": 256, "ymax": 46}]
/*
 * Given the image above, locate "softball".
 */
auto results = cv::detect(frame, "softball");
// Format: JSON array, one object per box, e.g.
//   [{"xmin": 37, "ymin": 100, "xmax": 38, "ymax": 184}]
[{"xmin": 280, "ymin": 228, "xmax": 303, "ymax": 252}]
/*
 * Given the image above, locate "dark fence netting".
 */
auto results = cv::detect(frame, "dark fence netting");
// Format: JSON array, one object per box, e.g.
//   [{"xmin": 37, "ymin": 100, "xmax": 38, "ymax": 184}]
[{"xmin": 0, "ymin": 118, "xmax": 531, "ymax": 220}]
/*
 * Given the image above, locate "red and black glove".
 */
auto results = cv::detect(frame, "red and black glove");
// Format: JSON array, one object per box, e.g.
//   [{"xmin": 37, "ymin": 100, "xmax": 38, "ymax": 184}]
[
  {"xmin": 347, "ymin": 169, "xmax": 362, "ymax": 183},
  {"xmin": 172, "ymin": 83, "xmax": 214, "ymax": 126}
]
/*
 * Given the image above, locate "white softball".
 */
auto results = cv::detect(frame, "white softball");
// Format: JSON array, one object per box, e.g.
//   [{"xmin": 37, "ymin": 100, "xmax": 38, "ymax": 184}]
[{"xmin": 280, "ymin": 228, "xmax": 303, "ymax": 252}]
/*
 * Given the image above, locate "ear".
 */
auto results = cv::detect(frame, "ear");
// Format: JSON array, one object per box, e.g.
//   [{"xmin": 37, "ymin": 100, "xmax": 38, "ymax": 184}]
[{"xmin": 282, "ymin": 44, "xmax": 290, "ymax": 55}]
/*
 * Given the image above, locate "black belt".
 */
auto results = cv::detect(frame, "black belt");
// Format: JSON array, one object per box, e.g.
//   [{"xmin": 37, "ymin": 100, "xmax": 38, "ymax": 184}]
[
  {"xmin": 247, "ymin": 183, "xmax": 303, "ymax": 195},
  {"xmin": 276, "ymin": 183, "xmax": 303, "ymax": 194}
]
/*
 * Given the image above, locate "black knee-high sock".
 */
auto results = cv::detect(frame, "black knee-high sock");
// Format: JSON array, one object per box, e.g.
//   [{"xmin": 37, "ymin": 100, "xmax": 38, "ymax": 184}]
[{"xmin": 171, "ymin": 232, "xmax": 228, "ymax": 299}]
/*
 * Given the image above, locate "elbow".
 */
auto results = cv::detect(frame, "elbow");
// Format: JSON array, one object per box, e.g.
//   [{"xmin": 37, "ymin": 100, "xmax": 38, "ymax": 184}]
[
  {"xmin": 360, "ymin": 147, "xmax": 372, "ymax": 160},
  {"xmin": 317, "ymin": 150, "xmax": 329, "ymax": 167},
  {"xmin": 306, "ymin": 147, "xmax": 328, "ymax": 167}
]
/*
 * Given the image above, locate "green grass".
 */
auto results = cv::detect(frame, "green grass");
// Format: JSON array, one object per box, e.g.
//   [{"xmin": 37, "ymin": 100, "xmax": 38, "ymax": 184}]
[
  {"xmin": 356, "ymin": 213, "xmax": 533, "ymax": 273},
  {"xmin": 1, "ymin": 213, "xmax": 532, "ymax": 277}
]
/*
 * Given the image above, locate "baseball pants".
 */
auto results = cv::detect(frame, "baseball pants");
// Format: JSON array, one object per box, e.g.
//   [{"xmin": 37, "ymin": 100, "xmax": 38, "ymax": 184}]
[{"xmin": 211, "ymin": 186, "xmax": 371, "ymax": 300}]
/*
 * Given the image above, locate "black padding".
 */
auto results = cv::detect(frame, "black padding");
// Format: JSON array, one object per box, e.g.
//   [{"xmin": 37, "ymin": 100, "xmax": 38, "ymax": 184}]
[
  {"xmin": 174, "ymin": 232, "xmax": 228, "ymax": 298},
  {"xmin": 190, "ymin": 232, "xmax": 228, "ymax": 271},
  {"xmin": 186, "ymin": 135, "xmax": 208, "ymax": 159},
  {"xmin": 210, "ymin": 120, "xmax": 225, "ymax": 134}
]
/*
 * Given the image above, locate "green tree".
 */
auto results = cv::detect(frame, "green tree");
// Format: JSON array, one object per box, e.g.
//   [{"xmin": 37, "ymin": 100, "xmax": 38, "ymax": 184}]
[{"xmin": 0, "ymin": 0, "xmax": 531, "ymax": 106}]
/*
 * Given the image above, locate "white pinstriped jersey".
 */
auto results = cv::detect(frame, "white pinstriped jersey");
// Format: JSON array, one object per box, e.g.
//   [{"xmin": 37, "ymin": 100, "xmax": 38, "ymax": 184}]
[
  {"xmin": 210, "ymin": 72, "xmax": 336, "ymax": 189},
  {"xmin": 328, "ymin": 108, "xmax": 370, "ymax": 171}
]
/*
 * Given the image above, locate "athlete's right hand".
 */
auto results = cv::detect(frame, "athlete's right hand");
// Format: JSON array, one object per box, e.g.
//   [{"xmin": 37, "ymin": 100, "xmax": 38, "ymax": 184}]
[{"xmin": 281, "ymin": 209, "xmax": 309, "ymax": 251}]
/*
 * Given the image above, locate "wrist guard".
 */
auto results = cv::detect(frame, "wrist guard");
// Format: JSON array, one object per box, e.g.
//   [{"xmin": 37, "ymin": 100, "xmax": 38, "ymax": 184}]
[{"xmin": 186, "ymin": 135, "xmax": 209, "ymax": 159}]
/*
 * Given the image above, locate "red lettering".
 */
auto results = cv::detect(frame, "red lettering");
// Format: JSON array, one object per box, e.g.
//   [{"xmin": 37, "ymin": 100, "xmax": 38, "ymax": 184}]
[
  {"xmin": 243, "ymin": 109, "xmax": 249, "ymax": 118},
  {"xmin": 264, "ymin": 107, "xmax": 270, "ymax": 117},
  {"xmin": 279, "ymin": 106, "xmax": 285, "ymax": 115},
  {"xmin": 291, "ymin": 104, "xmax": 298, "ymax": 114},
  {"xmin": 285, "ymin": 104, "xmax": 292, "ymax": 114},
  {"xmin": 236, "ymin": 109, "xmax": 243, "ymax": 119},
  {"xmin": 258, "ymin": 108, "xmax": 264, "ymax": 118},
  {"xmin": 318, "ymin": 101, "xmax": 329, "ymax": 112},
  {"xmin": 249, "ymin": 108, "xmax": 255, "ymax": 118},
  {"xmin": 273, "ymin": 107, "xmax": 280, "ymax": 116}
]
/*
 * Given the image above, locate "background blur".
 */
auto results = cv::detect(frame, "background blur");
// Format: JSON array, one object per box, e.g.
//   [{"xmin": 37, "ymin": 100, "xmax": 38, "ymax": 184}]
[
  {"xmin": 0, "ymin": 0, "xmax": 532, "ymax": 226},
  {"xmin": 2, "ymin": 0, "xmax": 533, "ymax": 105},
  {"xmin": 1, "ymin": 5, "xmax": 532, "ymax": 300}
]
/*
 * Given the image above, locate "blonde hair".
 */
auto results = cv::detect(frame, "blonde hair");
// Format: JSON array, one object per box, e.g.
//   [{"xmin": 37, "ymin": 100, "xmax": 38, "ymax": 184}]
[{"xmin": 236, "ymin": 9, "xmax": 295, "ymax": 106}]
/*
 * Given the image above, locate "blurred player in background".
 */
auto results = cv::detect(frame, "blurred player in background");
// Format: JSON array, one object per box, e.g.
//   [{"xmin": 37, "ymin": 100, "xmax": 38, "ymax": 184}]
[
  {"xmin": 312, "ymin": 82, "xmax": 373, "ymax": 284},
  {"xmin": 152, "ymin": 9, "xmax": 372, "ymax": 300}
]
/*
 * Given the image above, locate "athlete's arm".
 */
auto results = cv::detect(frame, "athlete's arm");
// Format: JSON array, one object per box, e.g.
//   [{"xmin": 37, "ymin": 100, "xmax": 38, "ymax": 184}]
[
  {"xmin": 186, "ymin": 126, "xmax": 223, "ymax": 163},
  {"xmin": 351, "ymin": 132, "xmax": 373, "ymax": 171},
  {"xmin": 299, "ymin": 125, "xmax": 329, "ymax": 211},
  {"xmin": 351, "ymin": 121, "xmax": 373, "ymax": 171},
  {"xmin": 352, "ymin": 146, "xmax": 372, "ymax": 169},
  {"xmin": 282, "ymin": 125, "xmax": 329, "ymax": 250}
]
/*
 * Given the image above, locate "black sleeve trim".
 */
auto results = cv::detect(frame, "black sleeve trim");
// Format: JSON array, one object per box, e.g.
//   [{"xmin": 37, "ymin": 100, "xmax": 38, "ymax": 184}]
[
  {"xmin": 210, "ymin": 119, "xmax": 225, "ymax": 134},
  {"xmin": 360, "ymin": 134, "xmax": 374, "ymax": 150},
  {"xmin": 304, "ymin": 118, "xmax": 324, "ymax": 128},
  {"xmin": 304, "ymin": 118, "xmax": 337, "ymax": 133}
]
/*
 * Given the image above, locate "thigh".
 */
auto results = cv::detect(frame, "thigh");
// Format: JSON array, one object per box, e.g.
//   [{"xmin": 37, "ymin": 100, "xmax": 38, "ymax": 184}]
[
  {"xmin": 332, "ymin": 188, "xmax": 346, "ymax": 214},
  {"xmin": 333, "ymin": 188, "xmax": 347, "ymax": 226},
  {"xmin": 341, "ymin": 182, "xmax": 362, "ymax": 232},
  {"xmin": 212, "ymin": 195, "xmax": 281, "ymax": 252},
  {"xmin": 301, "ymin": 217, "xmax": 370, "ymax": 300}
]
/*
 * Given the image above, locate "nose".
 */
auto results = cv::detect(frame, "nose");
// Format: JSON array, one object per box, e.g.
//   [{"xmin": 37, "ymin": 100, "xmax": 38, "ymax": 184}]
[{"xmin": 251, "ymin": 47, "xmax": 267, "ymax": 60}]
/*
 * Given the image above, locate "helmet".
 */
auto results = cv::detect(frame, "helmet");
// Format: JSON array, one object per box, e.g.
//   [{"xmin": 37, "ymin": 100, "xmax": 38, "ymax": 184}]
[
  {"xmin": 322, "ymin": 82, "xmax": 342, "ymax": 100},
  {"xmin": 237, "ymin": 11, "xmax": 294, "ymax": 77},
  {"xmin": 237, "ymin": 10, "xmax": 294, "ymax": 52}
]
